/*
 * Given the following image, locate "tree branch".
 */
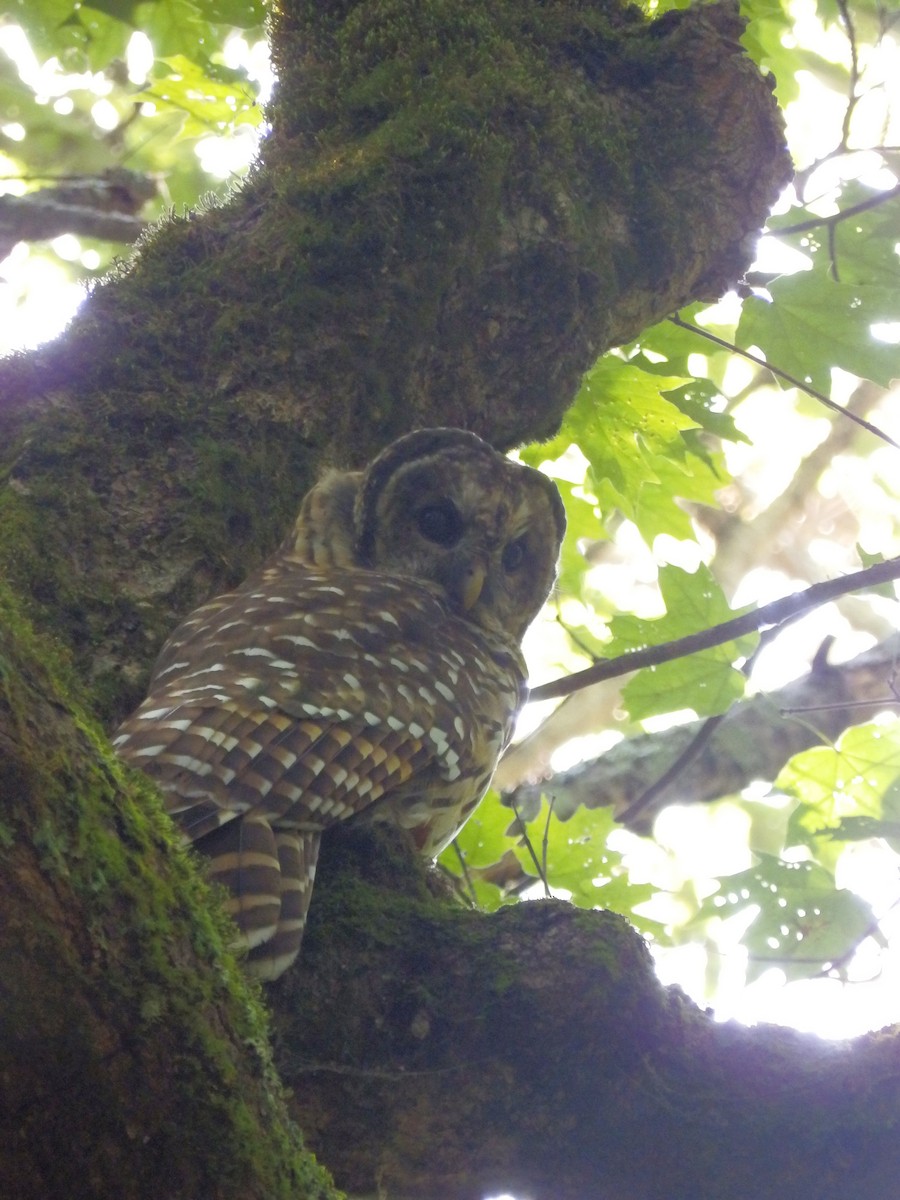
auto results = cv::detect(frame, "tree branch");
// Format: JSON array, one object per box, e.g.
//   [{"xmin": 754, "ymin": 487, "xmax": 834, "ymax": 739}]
[
  {"xmin": 0, "ymin": 3, "xmax": 805, "ymax": 1196},
  {"xmin": 530, "ymin": 556, "xmax": 900, "ymax": 702},
  {"xmin": 514, "ymin": 633, "xmax": 900, "ymax": 834},
  {"xmin": 668, "ymin": 313, "xmax": 900, "ymax": 448},
  {"xmin": 773, "ymin": 182, "xmax": 900, "ymax": 236},
  {"xmin": 0, "ymin": 588, "xmax": 337, "ymax": 1200},
  {"xmin": 0, "ymin": 195, "xmax": 147, "ymax": 250},
  {"xmin": 704, "ymin": 377, "xmax": 890, "ymax": 615},
  {"xmin": 0, "ymin": 0, "xmax": 792, "ymax": 735},
  {"xmin": 268, "ymin": 824, "xmax": 900, "ymax": 1200},
  {"xmin": 0, "ymin": 170, "xmax": 156, "ymax": 256}
]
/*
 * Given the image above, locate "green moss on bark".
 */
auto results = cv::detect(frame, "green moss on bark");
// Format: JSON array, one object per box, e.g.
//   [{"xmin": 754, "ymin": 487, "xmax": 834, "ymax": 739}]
[
  {"xmin": 0, "ymin": 0, "xmax": 787, "ymax": 739},
  {"xmin": 0, "ymin": 585, "xmax": 339, "ymax": 1200}
]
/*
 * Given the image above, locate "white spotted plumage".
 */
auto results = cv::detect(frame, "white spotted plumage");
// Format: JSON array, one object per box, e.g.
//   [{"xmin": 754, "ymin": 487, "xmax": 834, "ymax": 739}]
[{"xmin": 114, "ymin": 429, "xmax": 564, "ymax": 979}]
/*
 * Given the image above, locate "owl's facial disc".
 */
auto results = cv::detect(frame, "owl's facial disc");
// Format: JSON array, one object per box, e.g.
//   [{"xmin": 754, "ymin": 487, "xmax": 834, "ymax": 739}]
[{"xmin": 353, "ymin": 430, "xmax": 564, "ymax": 642}]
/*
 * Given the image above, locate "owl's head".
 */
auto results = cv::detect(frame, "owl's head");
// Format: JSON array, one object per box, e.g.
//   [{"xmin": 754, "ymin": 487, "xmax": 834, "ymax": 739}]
[{"xmin": 351, "ymin": 428, "xmax": 565, "ymax": 642}]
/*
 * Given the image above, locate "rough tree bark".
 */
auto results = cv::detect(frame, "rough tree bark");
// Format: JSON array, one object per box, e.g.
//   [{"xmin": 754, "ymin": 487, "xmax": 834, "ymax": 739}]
[
  {"xmin": 0, "ymin": 0, "xmax": 790, "ymax": 728},
  {"xmin": 7, "ymin": 3, "xmax": 889, "ymax": 1200},
  {"xmin": 275, "ymin": 825, "xmax": 900, "ymax": 1200}
]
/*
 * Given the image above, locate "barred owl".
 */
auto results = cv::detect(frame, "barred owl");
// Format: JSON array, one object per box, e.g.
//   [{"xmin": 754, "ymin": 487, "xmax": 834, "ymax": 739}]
[{"xmin": 114, "ymin": 428, "xmax": 565, "ymax": 979}]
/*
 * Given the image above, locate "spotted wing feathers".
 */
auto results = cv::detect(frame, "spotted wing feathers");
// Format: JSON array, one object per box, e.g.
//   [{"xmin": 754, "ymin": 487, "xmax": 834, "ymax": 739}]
[{"xmin": 114, "ymin": 561, "xmax": 524, "ymax": 978}]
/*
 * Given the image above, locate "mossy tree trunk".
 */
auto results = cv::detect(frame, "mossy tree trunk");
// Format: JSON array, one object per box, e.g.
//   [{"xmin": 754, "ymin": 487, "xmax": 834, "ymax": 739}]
[
  {"xmin": 6, "ymin": 3, "xmax": 889, "ymax": 1199},
  {"xmin": 1, "ymin": 0, "xmax": 789, "ymax": 730}
]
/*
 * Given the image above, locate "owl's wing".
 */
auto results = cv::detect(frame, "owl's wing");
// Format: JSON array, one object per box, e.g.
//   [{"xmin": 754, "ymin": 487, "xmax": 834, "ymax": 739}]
[
  {"xmin": 114, "ymin": 563, "xmax": 525, "ymax": 856},
  {"xmin": 120, "ymin": 684, "xmax": 438, "ymax": 843},
  {"xmin": 113, "ymin": 671, "xmax": 447, "ymax": 980}
]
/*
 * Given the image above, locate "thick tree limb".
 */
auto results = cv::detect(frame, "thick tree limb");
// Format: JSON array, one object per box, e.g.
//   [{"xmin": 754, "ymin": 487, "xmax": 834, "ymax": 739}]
[
  {"xmin": 0, "ymin": 589, "xmax": 337, "ymax": 1200},
  {"xmin": 510, "ymin": 633, "xmax": 900, "ymax": 834},
  {"xmin": 0, "ymin": 170, "xmax": 154, "ymax": 256},
  {"xmin": 272, "ymin": 824, "xmax": 900, "ymax": 1200},
  {"xmin": 0, "ymin": 197, "xmax": 145, "ymax": 250}
]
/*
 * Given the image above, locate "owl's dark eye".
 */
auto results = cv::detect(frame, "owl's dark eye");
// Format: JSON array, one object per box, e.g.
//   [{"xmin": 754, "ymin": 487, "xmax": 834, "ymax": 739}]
[
  {"xmin": 417, "ymin": 501, "xmax": 463, "ymax": 546},
  {"xmin": 502, "ymin": 537, "xmax": 527, "ymax": 573}
]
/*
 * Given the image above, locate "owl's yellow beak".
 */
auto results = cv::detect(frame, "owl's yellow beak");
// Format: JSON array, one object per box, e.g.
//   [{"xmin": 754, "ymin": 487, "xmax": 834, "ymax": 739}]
[{"xmin": 461, "ymin": 563, "xmax": 486, "ymax": 611}]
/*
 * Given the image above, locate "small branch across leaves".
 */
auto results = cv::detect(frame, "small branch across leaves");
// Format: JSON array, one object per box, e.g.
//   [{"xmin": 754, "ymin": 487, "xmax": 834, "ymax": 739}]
[
  {"xmin": 668, "ymin": 313, "xmax": 900, "ymax": 450},
  {"xmin": 530, "ymin": 556, "xmax": 900, "ymax": 703}
]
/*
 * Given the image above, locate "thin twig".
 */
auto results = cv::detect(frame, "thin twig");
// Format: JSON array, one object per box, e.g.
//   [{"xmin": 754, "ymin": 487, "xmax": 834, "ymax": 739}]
[
  {"xmin": 616, "ymin": 622, "xmax": 776, "ymax": 825},
  {"xmin": 617, "ymin": 716, "xmax": 726, "ymax": 826},
  {"xmin": 668, "ymin": 314, "xmax": 900, "ymax": 450},
  {"xmin": 541, "ymin": 794, "xmax": 555, "ymax": 896},
  {"xmin": 450, "ymin": 839, "xmax": 479, "ymax": 906},
  {"xmin": 529, "ymin": 556, "xmax": 900, "ymax": 703},
  {"xmin": 510, "ymin": 796, "xmax": 549, "ymax": 896},
  {"xmin": 773, "ymin": 182, "xmax": 900, "ymax": 236},
  {"xmin": 836, "ymin": 0, "xmax": 860, "ymax": 153},
  {"xmin": 554, "ymin": 606, "xmax": 603, "ymax": 664}
]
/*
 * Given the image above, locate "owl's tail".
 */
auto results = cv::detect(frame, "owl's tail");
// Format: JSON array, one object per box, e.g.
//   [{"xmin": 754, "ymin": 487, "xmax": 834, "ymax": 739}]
[{"xmin": 199, "ymin": 816, "xmax": 321, "ymax": 980}]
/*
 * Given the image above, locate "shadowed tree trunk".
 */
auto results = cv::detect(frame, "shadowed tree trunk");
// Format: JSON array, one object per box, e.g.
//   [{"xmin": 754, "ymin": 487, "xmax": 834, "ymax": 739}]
[
  {"xmin": 9, "ymin": 4, "xmax": 890, "ymax": 1199},
  {"xmin": 274, "ymin": 825, "xmax": 900, "ymax": 1200}
]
